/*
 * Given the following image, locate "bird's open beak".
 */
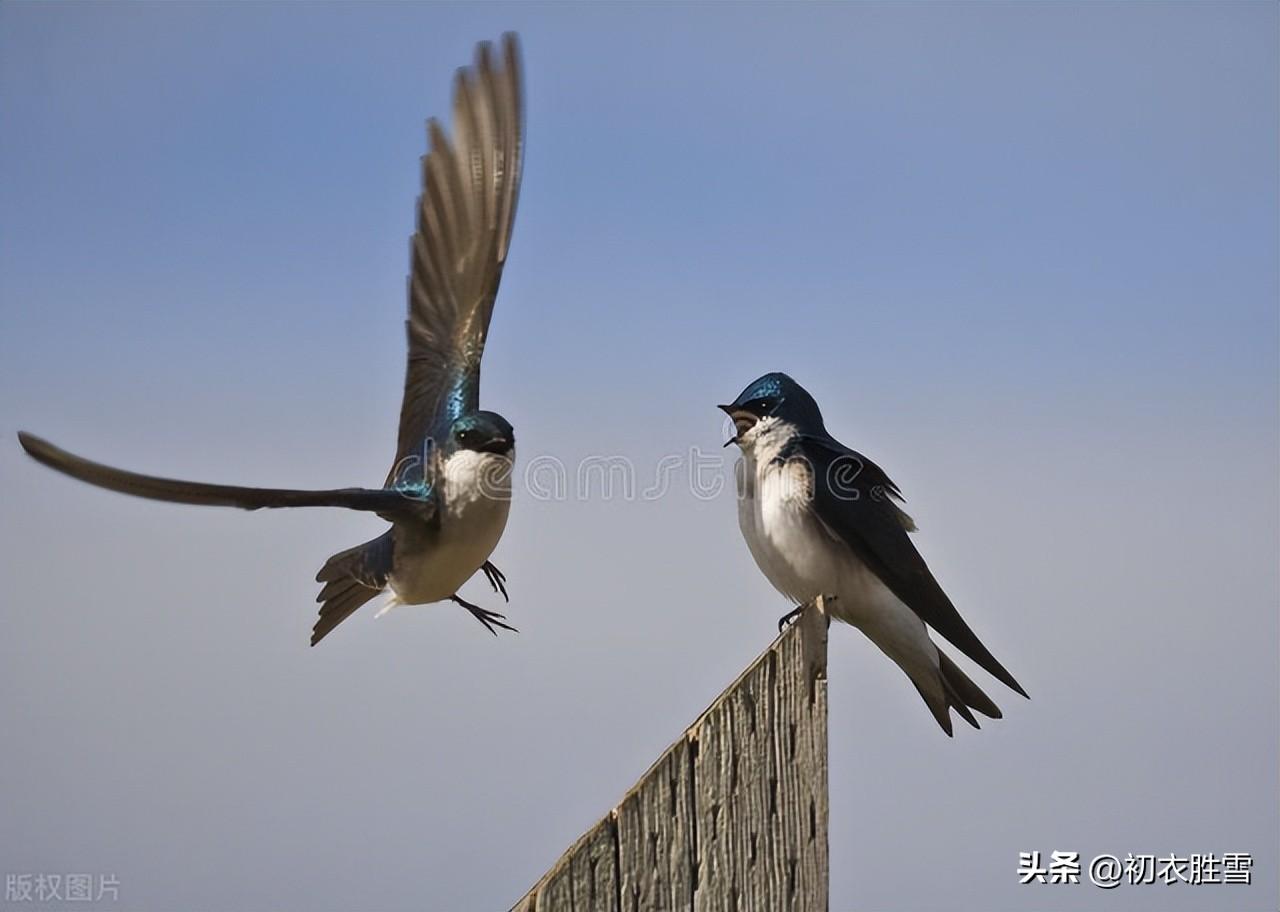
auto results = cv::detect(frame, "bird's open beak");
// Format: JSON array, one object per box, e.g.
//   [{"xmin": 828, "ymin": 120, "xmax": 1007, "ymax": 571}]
[
  {"xmin": 721, "ymin": 407, "xmax": 747, "ymax": 448},
  {"xmin": 716, "ymin": 407, "xmax": 737, "ymax": 448}
]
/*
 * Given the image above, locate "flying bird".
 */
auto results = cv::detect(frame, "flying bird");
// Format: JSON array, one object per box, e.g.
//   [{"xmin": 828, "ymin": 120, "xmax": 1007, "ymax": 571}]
[
  {"xmin": 720, "ymin": 372, "xmax": 1027, "ymax": 735},
  {"xmin": 19, "ymin": 33, "xmax": 526, "ymax": 646}
]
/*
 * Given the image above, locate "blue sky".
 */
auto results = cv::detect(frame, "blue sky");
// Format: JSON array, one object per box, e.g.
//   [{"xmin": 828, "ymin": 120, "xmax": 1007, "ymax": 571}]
[{"xmin": 1, "ymin": 3, "xmax": 1276, "ymax": 911}]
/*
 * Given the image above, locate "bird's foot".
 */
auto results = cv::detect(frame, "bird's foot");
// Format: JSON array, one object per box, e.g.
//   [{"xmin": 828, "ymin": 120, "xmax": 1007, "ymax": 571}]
[
  {"xmin": 481, "ymin": 561, "xmax": 508, "ymax": 602},
  {"xmin": 451, "ymin": 594, "xmax": 518, "ymax": 636},
  {"xmin": 777, "ymin": 604, "xmax": 805, "ymax": 632}
]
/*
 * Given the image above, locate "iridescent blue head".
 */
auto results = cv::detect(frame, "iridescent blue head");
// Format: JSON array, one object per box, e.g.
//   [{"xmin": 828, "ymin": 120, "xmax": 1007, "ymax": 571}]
[
  {"xmin": 451, "ymin": 410, "xmax": 515, "ymax": 455},
  {"xmin": 718, "ymin": 372, "xmax": 825, "ymax": 446}
]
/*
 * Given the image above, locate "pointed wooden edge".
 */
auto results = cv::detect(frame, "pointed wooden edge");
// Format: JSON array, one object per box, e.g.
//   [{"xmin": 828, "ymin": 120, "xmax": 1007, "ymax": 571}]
[{"xmin": 510, "ymin": 599, "xmax": 830, "ymax": 911}]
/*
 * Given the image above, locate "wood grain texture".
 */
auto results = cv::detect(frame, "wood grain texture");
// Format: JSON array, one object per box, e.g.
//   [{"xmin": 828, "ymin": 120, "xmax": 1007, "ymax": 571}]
[
  {"xmin": 616, "ymin": 736, "xmax": 696, "ymax": 910},
  {"xmin": 510, "ymin": 601, "xmax": 829, "ymax": 912}
]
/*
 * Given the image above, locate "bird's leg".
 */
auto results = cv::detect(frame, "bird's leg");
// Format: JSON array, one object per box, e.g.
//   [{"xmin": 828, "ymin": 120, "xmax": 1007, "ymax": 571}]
[
  {"xmin": 481, "ymin": 561, "xmax": 508, "ymax": 602},
  {"xmin": 777, "ymin": 604, "xmax": 805, "ymax": 632},
  {"xmin": 779, "ymin": 595, "xmax": 837, "ymax": 631},
  {"xmin": 451, "ymin": 594, "xmax": 518, "ymax": 636}
]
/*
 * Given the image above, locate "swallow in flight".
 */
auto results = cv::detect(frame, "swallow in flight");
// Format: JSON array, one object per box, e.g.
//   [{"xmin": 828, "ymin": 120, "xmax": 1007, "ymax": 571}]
[{"xmin": 20, "ymin": 34, "xmax": 526, "ymax": 646}]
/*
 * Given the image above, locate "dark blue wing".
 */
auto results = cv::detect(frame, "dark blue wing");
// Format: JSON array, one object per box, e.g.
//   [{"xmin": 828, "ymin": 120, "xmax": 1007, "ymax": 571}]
[
  {"xmin": 795, "ymin": 434, "xmax": 1028, "ymax": 697},
  {"xmin": 19, "ymin": 432, "xmax": 429, "ymax": 524},
  {"xmin": 391, "ymin": 34, "xmax": 524, "ymax": 479}
]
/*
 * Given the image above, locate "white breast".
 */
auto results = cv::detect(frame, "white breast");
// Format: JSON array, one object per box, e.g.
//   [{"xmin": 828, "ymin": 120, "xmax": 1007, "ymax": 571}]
[
  {"xmin": 735, "ymin": 420, "xmax": 836, "ymax": 603},
  {"xmin": 737, "ymin": 449, "xmax": 835, "ymax": 604},
  {"xmin": 389, "ymin": 449, "xmax": 513, "ymax": 605},
  {"xmin": 735, "ymin": 427, "xmax": 936, "ymax": 678}
]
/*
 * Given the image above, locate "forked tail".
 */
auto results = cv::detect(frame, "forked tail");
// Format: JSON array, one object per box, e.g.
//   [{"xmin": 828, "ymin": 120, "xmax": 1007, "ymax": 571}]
[{"xmin": 312, "ymin": 532, "xmax": 394, "ymax": 646}]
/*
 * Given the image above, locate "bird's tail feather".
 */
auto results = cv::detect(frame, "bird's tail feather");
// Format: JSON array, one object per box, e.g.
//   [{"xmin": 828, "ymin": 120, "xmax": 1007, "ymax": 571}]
[
  {"xmin": 910, "ymin": 647, "xmax": 1003, "ymax": 737},
  {"xmin": 939, "ymin": 649, "xmax": 1003, "ymax": 720},
  {"xmin": 312, "ymin": 532, "xmax": 394, "ymax": 646},
  {"xmin": 915, "ymin": 648, "xmax": 1003, "ymax": 736}
]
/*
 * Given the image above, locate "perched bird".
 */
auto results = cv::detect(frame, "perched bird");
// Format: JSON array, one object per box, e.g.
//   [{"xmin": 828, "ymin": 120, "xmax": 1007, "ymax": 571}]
[
  {"xmin": 18, "ymin": 33, "xmax": 526, "ymax": 646},
  {"xmin": 720, "ymin": 372, "xmax": 1027, "ymax": 735}
]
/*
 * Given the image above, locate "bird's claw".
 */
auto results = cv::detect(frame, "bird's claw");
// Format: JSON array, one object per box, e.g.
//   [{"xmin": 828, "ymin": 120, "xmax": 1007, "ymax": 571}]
[
  {"xmin": 481, "ymin": 561, "xmax": 508, "ymax": 602},
  {"xmin": 451, "ymin": 594, "xmax": 518, "ymax": 636},
  {"xmin": 779, "ymin": 595, "xmax": 837, "ymax": 630},
  {"xmin": 777, "ymin": 604, "xmax": 805, "ymax": 632}
]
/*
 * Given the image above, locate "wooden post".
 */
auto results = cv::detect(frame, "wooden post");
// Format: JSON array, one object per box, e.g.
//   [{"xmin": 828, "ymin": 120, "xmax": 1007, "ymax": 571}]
[{"xmin": 511, "ymin": 600, "xmax": 829, "ymax": 912}]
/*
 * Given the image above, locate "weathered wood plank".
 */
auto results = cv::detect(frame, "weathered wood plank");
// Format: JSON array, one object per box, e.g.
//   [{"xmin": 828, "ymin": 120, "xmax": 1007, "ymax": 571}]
[
  {"xmin": 692, "ymin": 602, "xmax": 828, "ymax": 912},
  {"xmin": 616, "ymin": 736, "xmax": 696, "ymax": 910},
  {"xmin": 774, "ymin": 601, "xmax": 829, "ymax": 911},
  {"xmin": 571, "ymin": 817, "xmax": 620, "ymax": 912},
  {"xmin": 510, "ymin": 602, "xmax": 828, "ymax": 912},
  {"xmin": 515, "ymin": 814, "xmax": 620, "ymax": 912}
]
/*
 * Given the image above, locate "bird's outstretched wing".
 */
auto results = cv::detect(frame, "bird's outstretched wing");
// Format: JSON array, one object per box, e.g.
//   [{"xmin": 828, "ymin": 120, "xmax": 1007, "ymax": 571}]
[
  {"xmin": 392, "ymin": 33, "xmax": 523, "ymax": 478},
  {"xmin": 18, "ymin": 432, "xmax": 427, "ymax": 521},
  {"xmin": 795, "ymin": 434, "xmax": 1028, "ymax": 698}
]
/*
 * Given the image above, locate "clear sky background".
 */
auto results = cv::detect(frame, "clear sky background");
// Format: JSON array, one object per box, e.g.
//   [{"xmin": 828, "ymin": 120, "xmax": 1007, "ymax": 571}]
[{"xmin": 1, "ymin": 3, "xmax": 1276, "ymax": 911}]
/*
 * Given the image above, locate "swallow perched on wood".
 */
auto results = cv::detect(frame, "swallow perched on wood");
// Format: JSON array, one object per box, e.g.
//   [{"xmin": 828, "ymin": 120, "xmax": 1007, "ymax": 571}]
[{"xmin": 721, "ymin": 372, "xmax": 1028, "ymax": 734}]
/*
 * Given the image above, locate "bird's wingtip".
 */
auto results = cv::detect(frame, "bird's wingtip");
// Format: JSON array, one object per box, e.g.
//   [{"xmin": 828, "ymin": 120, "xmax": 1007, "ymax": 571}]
[{"xmin": 17, "ymin": 431, "xmax": 52, "ymax": 461}]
